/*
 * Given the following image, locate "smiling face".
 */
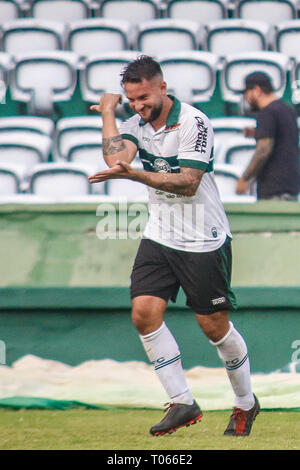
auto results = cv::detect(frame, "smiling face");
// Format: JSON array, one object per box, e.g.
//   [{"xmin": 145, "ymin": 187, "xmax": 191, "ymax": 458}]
[{"xmin": 124, "ymin": 75, "xmax": 167, "ymax": 124}]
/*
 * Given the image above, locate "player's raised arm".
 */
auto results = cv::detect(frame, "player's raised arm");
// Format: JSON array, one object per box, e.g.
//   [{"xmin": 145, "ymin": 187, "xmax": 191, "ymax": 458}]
[{"xmin": 90, "ymin": 93, "xmax": 137, "ymax": 168}]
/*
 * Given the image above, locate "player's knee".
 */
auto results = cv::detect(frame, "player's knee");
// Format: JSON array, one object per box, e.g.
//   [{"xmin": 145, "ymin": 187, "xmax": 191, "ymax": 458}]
[{"xmin": 131, "ymin": 297, "xmax": 165, "ymax": 335}]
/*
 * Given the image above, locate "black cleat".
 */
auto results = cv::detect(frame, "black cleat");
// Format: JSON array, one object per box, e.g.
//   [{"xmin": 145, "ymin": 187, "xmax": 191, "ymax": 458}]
[
  {"xmin": 150, "ymin": 401, "xmax": 203, "ymax": 436},
  {"xmin": 224, "ymin": 394, "xmax": 260, "ymax": 436}
]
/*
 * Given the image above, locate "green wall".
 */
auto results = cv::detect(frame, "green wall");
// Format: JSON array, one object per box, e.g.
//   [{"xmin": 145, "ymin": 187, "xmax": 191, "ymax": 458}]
[{"xmin": 1, "ymin": 201, "xmax": 300, "ymax": 373}]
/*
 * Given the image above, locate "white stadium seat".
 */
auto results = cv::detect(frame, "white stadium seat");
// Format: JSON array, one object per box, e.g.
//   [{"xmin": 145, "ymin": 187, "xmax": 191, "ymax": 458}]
[
  {"xmin": 235, "ymin": 0, "xmax": 297, "ymax": 25},
  {"xmin": 167, "ymin": 0, "xmax": 228, "ymax": 24},
  {"xmin": 53, "ymin": 115, "xmax": 123, "ymax": 159},
  {"xmin": 205, "ymin": 19, "xmax": 272, "ymax": 56},
  {"xmin": 67, "ymin": 18, "xmax": 132, "ymax": 57},
  {"xmin": 213, "ymin": 162, "xmax": 256, "ymax": 202},
  {"xmin": 0, "ymin": 165, "xmax": 21, "ymax": 195},
  {"xmin": 9, "ymin": 51, "xmax": 80, "ymax": 115},
  {"xmin": 0, "ymin": 133, "xmax": 52, "ymax": 178},
  {"xmin": 220, "ymin": 51, "xmax": 291, "ymax": 105},
  {"xmin": 0, "ymin": 1, "xmax": 20, "ymax": 22},
  {"xmin": 158, "ymin": 51, "xmax": 220, "ymax": 104},
  {"xmin": 30, "ymin": 0, "xmax": 90, "ymax": 21},
  {"xmin": 66, "ymin": 19, "xmax": 132, "ymax": 57},
  {"xmin": 80, "ymin": 51, "xmax": 140, "ymax": 107},
  {"xmin": 275, "ymin": 20, "xmax": 300, "ymax": 58},
  {"xmin": 99, "ymin": 0, "xmax": 160, "ymax": 25},
  {"xmin": 28, "ymin": 162, "xmax": 94, "ymax": 198},
  {"xmin": 0, "ymin": 116, "xmax": 55, "ymax": 137},
  {"xmin": 135, "ymin": 19, "xmax": 204, "ymax": 55},
  {"xmin": 211, "ymin": 116, "xmax": 256, "ymax": 139},
  {"xmin": 0, "ymin": 53, "xmax": 13, "ymax": 105},
  {"xmin": 1, "ymin": 19, "xmax": 66, "ymax": 55},
  {"xmin": 215, "ymin": 136, "xmax": 256, "ymax": 169}
]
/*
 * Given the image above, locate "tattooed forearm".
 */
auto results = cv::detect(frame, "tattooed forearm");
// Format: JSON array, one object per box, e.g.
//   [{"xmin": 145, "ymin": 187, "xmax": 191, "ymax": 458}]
[
  {"xmin": 243, "ymin": 137, "xmax": 274, "ymax": 181},
  {"xmin": 102, "ymin": 136, "xmax": 126, "ymax": 156},
  {"xmin": 134, "ymin": 167, "xmax": 204, "ymax": 197}
]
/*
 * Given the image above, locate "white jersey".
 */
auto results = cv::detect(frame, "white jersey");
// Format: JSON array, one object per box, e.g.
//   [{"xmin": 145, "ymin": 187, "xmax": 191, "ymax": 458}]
[{"xmin": 119, "ymin": 96, "xmax": 232, "ymax": 252}]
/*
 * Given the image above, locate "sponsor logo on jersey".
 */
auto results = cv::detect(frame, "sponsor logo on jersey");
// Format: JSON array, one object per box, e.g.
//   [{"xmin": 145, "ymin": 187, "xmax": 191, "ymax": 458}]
[{"xmin": 194, "ymin": 116, "xmax": 208, "ymax": 153}]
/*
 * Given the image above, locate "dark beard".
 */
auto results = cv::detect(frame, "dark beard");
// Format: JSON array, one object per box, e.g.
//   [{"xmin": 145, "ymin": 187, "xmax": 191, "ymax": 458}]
[{"xmin": 144, "ymin": 102, "xmax": 163, "ymax": 123}]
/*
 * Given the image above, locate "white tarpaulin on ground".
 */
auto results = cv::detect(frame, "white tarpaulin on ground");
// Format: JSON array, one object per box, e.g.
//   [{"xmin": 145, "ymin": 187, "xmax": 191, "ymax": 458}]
[{"xmin": 0, "ymin": 355, "xmax": 299, "ymax": 410}]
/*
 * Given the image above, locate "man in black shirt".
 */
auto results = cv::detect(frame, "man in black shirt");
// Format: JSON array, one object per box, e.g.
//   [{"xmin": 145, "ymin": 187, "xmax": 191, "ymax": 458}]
[{"xmin": 236, "ymin": 72, "xmax": 300, "ymax": 200}]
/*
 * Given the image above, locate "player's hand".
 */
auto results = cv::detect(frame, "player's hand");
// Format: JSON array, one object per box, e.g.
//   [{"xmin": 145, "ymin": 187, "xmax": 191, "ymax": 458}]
[
  {"xmin": 88, "ymin": 160, "xmax": 135, "ymax": 183},
  {"xmin": 236, "ymin": 177, "xmax": 249, "ymax": 194},
  {"xmin": 90, "ymin": 93, "xmax": 123, "ymax": 114}
]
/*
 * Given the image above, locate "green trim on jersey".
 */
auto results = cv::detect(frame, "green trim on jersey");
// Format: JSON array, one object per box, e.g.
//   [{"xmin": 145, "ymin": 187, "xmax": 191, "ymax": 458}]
[
  {"xmin": 121, "ymin": 133, "xmax": 138, "ymax": 147},
  {"xmin": 139, "ymin": 149, "xmax": 180, "ymax": 173},
  {"xmin": 179, "ymin": 147, "xmax": 214, "ymax": 173},
  {"xmin": 178, "ymin": 159, "xmax": 208, "ymax": 171}
]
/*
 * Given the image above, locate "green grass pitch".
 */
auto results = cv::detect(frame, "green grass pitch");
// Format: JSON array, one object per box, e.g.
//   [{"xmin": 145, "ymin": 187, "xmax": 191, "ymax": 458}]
[{"xmin": 0, "ymin": 408, "xmax": 299, "ymax": 450}]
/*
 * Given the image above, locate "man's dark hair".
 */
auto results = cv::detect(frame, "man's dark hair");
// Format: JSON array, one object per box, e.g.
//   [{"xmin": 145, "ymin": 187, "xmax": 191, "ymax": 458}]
[
  {"xmin": 120, "ymin": 55, "xmax": 163, "ymax": 86},
  {"xmin": 244, "ymin": 72, "xmax": 274, "ymax": 94}
]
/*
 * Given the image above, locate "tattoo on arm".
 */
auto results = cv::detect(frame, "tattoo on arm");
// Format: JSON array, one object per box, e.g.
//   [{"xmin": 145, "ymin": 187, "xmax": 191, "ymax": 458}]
[
  {"xmin": 102, "ymin": 136, "xmax": 126, "ymax": 156},
  {"xmin": 243, "ymin": 137, "xmax": 274, "ymax": 181}
]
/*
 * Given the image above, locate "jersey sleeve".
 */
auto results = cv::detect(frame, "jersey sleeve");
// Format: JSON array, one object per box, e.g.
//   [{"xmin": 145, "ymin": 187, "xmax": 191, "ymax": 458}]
[
  {"xmin": 177, "ymin": 113, "xmax": 214, "ymax": 172},
  {"xmin": 119, "ymin": 115, "xmax": 140, "ymax": 149},
  {"xmin": 255, "ymin": 107, "xmax": 276, "ymax": 140}
]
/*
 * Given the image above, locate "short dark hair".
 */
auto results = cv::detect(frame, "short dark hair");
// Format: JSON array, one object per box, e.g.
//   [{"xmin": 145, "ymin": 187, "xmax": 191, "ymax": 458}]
[
  {"xmin": 120, "ymin": 55, "xmax": 163, "ymax": 86},
  {"xmin": 244, "ymin": 72, "xmax": 274, "ymax": 94}
]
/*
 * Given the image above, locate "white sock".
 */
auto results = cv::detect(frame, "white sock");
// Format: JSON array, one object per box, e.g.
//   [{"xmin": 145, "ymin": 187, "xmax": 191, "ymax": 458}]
[
  {"xmin": 139, "ymin": 322, "xmax": 194, "ymax": 405},
  {"xmin": 210, "ymin": 322, "xmax": 255, "ymax": 410}
]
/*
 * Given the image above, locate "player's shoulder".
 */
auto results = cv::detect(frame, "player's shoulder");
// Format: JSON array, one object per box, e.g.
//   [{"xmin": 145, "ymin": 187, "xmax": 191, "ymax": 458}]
[
  {"xmin": 179, "ymin": 102, "xmax": 213, "ymax": 131},
  {"xmin": 119, "ymin": 113, "xmax": 142, "ymax": 136}
]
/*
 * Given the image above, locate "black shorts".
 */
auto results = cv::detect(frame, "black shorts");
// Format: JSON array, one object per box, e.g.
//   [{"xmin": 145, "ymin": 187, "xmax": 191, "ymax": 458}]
[{"xmin": 130, "ymin": 238, "xmax": 237, "ymax": 314}]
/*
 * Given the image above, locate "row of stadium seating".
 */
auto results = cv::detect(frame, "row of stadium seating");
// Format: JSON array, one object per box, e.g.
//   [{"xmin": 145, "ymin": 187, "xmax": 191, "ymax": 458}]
[
  {"xmin": 1, "ymin": 50, "xmax": 299, "ymax": 115},
  {"xmin": 2, "ymin": 18, "xmax": 300, "ymax": 59},
  {"xmin": 1, "ymin": 114, "xmax": 300, "ymax": 202},
  {"xmin": 2, "ymin": 0, "xmax": 300, "ymax": 25}
]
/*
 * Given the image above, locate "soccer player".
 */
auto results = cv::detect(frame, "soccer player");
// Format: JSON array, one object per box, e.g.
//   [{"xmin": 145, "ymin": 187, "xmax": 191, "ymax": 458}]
[{"xmin": 88, "ymin": 55, "xmax": 260, "ymax": 436}]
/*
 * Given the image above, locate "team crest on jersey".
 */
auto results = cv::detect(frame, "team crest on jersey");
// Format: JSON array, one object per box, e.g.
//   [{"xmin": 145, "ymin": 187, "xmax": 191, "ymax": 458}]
[{"xmin": 153, "ymin": 158, "xmax": 171, "ymax": 173}]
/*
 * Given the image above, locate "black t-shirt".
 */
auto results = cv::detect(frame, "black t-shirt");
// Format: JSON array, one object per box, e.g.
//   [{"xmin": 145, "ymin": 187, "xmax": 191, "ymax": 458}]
[{"xmin": 254, "ymin": 100, "xmax": 300, "ymax": 199}]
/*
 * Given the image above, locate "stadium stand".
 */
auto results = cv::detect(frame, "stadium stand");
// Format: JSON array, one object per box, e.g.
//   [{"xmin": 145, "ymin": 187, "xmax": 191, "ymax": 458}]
[
  {"xmin": 29, "ymin": 0, "xmax": 92, "ymax": 21},
  {"xmin": 215, "ymin": 135, "xmax": 256, "ymax": 168},
  {"xmin": 0, "ymin": 164, "xmax": 21, "ymax": 195},
  {"xmin": 66, "ymin": 19, "xmax": 132, "ymax": 57},
  {"xmin": 135, "ymin": 18, "xmax": 204, "ymax": 55},
  {"xmin": 0, "ymin": 115, "xmax": 55, "ymax": 136},
  {"xmin": 213, "ymin": 162, "xmax": 256, "ymax": 201},
  {"xmin": 1, "ymin": 19, "xmax": 66, "ymax": 54},
  {"xmin": 0, "ymin": 0, "xmax": 298, "ymax": 202},
  {"xmin": 166, "ymin": 0, "xmax": 229, "ymax": 24},
  {"xmin": 204, "ymin": 19, "xmax": 273, "ymax": 56},
  {"xmin": 99, "ymin": 0, "xmax": 161, "ymax": 24},
  {"xmin": 275, "ymin": 20, "xmax": 300, "ymax": 58},
  {"xmin": 9, "ymin": 51, "xmax": 80, "ymax": 115},
  {"xmin": 27, "ymin": 162, "xmax": 94, "ymax": 197},
  {"xmin": 157, "ymin": 50, "xmax": 219, "ymax": 104},
  {"xmin": 234, "ymin": 0, "xmax": 298, "ymax": 24},
  {"xmin": 220, "ymin": 51, "xmax": 291, "ymax": 106},
  {"xmin": 79, "ymin": 50, "xmax": 139, "ymax": 109},
  {"xmin": 0, "ymin": 0, "xmax": 21, "ymax": 21},
  {"xmin": 0, "ymin": 132, "xmax": 52, "ymax": 179}
]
